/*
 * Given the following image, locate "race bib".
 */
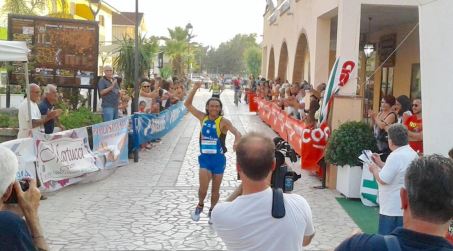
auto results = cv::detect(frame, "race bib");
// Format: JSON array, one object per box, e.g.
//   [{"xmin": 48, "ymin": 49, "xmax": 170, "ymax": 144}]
[{"xmin": 201, "ymin": 139, "xmax": 218, "ymax": 154}]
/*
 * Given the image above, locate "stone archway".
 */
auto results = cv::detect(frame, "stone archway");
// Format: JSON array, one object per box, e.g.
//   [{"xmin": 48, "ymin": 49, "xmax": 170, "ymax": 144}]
[
  {"xmin": 268, "ymin": 47, "xmax": 275, "ymax": 80},
  {"xmin": 292, "ymin": 33, "xmax": 310, "ymax": 83},
  {"xmin": 277, "ymin": 42, "xmax": 289, "ymax": 81}
]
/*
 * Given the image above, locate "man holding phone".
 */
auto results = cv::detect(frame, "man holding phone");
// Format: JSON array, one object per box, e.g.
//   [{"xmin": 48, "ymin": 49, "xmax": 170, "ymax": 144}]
[
  {"xmin": 98, "ymin": 65, "xmax": 120, "ymax": 122},
  {"xmin": 0, "ymin": 146, "xmax": 49, "ymax": 251}
]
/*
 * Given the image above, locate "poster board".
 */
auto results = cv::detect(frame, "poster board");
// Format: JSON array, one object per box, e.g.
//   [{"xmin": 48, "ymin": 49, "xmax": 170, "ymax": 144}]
[{"xmin": 8, "ymin": 14, "xmax": 99, "ymax": 88}]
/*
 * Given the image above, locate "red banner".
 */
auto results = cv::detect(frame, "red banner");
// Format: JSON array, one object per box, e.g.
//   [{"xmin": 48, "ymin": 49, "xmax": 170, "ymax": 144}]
[{"xmin": 256, "ymin": 98, "xmax": 329, "ymax": 173}]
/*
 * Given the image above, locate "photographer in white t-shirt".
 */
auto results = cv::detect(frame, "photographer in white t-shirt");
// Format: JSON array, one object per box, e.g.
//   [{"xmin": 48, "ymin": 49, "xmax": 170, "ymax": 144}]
[
  {"xmin": 368, "ymin": 124, "xmax": 418, "ymax": 235},
  {"xmin": 211, "ymin": 132, "xmax": 315, "ymax": 251}
]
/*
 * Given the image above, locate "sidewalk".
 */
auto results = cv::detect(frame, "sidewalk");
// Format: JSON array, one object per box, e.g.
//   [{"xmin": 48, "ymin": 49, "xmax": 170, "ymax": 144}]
[{"xmin": 39, "ymin": 89, "xmax": 357, "ymax": 250}]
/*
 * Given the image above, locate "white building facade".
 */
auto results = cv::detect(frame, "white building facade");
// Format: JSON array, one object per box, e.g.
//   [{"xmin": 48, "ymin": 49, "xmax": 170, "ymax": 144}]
[{"xmin": 262, "ymin": 0, "xmax": 453, "ymax": 156}]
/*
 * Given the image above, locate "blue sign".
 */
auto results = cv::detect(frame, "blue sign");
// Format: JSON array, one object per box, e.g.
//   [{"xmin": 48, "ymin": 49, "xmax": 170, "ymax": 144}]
[{"xmin": 132, "ymin": 102, "xmax": 187, "ymax": 149}]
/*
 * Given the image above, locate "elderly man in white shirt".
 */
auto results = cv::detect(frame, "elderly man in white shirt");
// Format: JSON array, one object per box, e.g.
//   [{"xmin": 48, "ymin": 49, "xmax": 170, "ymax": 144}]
[
  {"xmin": 17, "ymin": 84, "xmax": 61, "ymax": 138},
  {"xmin": 369, "ymin": 123, "xmax": 418, "ymax": 235}
]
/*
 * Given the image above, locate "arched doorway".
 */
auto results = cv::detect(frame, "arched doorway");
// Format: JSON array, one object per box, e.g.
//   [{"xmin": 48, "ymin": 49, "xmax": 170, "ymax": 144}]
[
  {"xmin": 292, "ymin": 33, "xmax": 310, "ymax": 83},
  {"xmin": 277, "ymin": 42, "xmax": 289, "ymax": 82},
  {"xmin": 268, "ymin": 47, "xmax": 275, "ymax": 80}
]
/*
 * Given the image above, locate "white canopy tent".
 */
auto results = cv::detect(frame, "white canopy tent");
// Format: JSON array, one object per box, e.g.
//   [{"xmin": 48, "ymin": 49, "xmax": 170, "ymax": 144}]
[
  {"xmin": 0, "ymin": 41, "xmax": 29, "ymax": 61},
  {"xmin": 0, "ymin": 41, "xmax": 32, "ymax": 129}
]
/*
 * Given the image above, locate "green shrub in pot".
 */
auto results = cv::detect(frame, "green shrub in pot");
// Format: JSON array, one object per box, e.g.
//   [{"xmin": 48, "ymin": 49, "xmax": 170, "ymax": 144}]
[{"xmin": 325, "ymin": 121, "xmax": 377, "ymax": 166}]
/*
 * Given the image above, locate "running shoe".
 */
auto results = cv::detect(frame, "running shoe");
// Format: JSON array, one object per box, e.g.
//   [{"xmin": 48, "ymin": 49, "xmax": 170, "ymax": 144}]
[
  {"xmin": 191, "ymin": 205, "xmax": 203, "ymax": 222},
  {"xmin": 208, "ymin": 209, "xmax": 213, "ymax": 224}
]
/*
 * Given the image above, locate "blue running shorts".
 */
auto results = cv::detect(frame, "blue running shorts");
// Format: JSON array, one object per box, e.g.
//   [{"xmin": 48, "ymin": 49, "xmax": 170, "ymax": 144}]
[{"xmin": 198, "ymin": 154, "xmax": 226, "ymax": 175}]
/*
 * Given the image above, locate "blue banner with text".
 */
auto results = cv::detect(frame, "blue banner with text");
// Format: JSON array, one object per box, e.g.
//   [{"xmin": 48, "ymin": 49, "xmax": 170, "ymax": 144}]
[{"xmin": 132, "ymin": 102, "xmax": 187, "ymax": 149}]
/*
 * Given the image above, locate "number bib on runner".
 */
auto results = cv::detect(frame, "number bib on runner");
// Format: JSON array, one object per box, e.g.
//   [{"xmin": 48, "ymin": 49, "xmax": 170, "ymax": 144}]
[{"xmin": 201, "ymin": 139, "xmax": 218, "ymax": 154}]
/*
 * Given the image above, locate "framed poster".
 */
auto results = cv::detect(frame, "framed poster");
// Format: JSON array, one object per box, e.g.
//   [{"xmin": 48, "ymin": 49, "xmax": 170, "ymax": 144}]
[{"xmin": 8, "ymin": 14, "xmax": 99, "ymax": 88}]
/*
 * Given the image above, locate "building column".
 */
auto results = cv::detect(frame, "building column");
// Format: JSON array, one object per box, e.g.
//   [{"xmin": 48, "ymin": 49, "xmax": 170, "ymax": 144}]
[
  {"xmin": 335, "ymin": 0, "xmax": 361, "ymax": 95},
  {"xmin": 419, "ymin": 0, "xmax": 453, "ymax": 155},
  {"xmin": 312, "ymin": 17, "xmax": 331, "ymax": 88}
]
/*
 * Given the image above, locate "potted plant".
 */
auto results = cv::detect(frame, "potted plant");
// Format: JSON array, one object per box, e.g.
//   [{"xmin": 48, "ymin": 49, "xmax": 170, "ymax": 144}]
[{"xmin": 325, "ymin": 121, "xmax": 377, "ymax": 198}]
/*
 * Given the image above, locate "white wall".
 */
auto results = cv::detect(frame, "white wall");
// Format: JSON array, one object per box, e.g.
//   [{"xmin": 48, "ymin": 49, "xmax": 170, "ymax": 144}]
[{"xmin": 419, "ymin": 0, "xmax": 453, "ymax": 156}]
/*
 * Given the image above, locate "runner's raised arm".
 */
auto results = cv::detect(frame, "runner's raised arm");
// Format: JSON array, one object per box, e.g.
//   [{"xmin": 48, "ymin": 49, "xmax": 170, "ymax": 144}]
[{"xmin": 184, "ymin": 81, "xmax": 205, "ymax": 121}]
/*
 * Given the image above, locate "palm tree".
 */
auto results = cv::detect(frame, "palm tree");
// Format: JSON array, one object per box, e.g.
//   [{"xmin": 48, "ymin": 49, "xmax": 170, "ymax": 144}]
[
  {"xmin": 164, "ymin": 26, "xmax": 193, "ymax": 78},
  {"xmin": 113, "ymin": 35, "xmax": 159, "ymax": 88}
]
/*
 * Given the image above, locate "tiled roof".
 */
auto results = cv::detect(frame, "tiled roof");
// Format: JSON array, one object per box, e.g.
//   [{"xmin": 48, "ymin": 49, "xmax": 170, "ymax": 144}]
[{"xmin": 112, "ymin": 12, "xmax": 143, "ymax": 26}]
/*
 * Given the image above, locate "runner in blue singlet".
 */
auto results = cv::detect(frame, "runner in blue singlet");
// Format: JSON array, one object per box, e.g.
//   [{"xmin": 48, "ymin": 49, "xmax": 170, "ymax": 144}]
[{"xmin": 184, "ymin": 81, "xmax": 242, "ymax": 223}]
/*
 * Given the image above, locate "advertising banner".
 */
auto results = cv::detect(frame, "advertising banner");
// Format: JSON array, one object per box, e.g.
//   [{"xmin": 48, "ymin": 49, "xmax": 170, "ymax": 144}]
[
  {"xmin": 133, "ymin": 102, "xmax": 186, "ymax": 148},
  {"xmin": 92, "ymin": 117, "xmax": 129, "ymax": 169},
  {"xmin": 34, "ymin": 128, "xmax": 98, "ymax": 186},
  {"xmin": 0, "ymin": 138, "xmax": 37, "ymax": 180}
]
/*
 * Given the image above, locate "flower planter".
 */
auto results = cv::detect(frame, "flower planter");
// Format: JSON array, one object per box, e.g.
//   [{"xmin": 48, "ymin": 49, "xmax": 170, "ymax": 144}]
[
  {"xmin": 336, "ymin": 165, "xmax": 363, "ymax": 198},
  {"xmin": 0, "ymin": 128, "xmax": 19, "ymax": 143}
]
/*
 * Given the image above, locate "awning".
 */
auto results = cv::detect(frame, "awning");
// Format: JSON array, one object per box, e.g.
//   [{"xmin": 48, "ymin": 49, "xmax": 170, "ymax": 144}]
[{"xmin": 0, "ymin": 41, "xmax": 29, "ymax": 62}]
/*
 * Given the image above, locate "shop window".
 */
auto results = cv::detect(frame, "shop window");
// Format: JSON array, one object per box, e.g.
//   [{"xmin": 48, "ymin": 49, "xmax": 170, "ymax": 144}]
[
  {"xmin": 362, "ymin": 52, "xmax": 376, "ymax": 118},
  {"xmin": 410, "ymin": 64, "xmax": 421, "ymax": 99},
  {"xmin": 380, "ymin": 67, "xmax": 394, "ymax": 101}
]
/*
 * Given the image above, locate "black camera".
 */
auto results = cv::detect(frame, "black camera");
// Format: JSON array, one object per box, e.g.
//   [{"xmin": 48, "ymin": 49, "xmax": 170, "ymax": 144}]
[
  {"xmin": 272, "ymin": 137, "xmax": 301, "ymax": 192},
  {"xmin": 5, "ymin": 180, "xmax": 30, "ymax": 204}
]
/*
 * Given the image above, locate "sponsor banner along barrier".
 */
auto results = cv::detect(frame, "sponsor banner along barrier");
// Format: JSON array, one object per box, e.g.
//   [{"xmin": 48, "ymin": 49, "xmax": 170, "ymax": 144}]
[
  {"xmin": 0, "ymin": 138, "xmax": 37, "ymax": 180},
  {"xmin": 92, "ymin": 117, "xmax": 129, "ymax": 169},
  {"xmin": 132, "ymin": 102, "xmax": 187, "ymax": 149},
  {"xmin": 33, "ymin": 128, "xmax": 98, "ymax": 191},
  {"xmin": 1, "ymin": 103, "xmax": 185, "ymax": 192}
]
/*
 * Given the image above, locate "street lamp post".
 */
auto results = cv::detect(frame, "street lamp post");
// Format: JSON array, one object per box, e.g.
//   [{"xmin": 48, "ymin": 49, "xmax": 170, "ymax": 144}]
[
  {"xmin": 186, "ymin": 22, "xmax": 193, "ymax": 79},
  {"xmin": 133, "ymin": 0, "xmax": 140, "ymax": 162}
]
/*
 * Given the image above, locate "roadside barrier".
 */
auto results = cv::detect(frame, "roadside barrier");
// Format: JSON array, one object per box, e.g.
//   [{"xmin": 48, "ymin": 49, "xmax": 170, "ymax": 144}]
[{"xmin": 0, "ymin": 102, "xmax": 187, "ymax": 191}]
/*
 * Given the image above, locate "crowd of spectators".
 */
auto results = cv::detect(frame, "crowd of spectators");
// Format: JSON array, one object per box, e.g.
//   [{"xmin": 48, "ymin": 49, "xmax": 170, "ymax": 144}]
[{"xmin": 239, "ymin": 76, "xmax": 326, "ymax": 128}]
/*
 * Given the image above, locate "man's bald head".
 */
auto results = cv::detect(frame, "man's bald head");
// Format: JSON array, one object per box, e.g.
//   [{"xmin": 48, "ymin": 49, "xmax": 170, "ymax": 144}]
[{"xmin": 236, "ymin": 132, "xmax": 275, "ymax": 181}]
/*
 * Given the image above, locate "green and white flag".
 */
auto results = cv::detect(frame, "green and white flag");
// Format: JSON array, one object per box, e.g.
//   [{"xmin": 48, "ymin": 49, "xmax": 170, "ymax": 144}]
[
  {"xmin": 318, "ymin": 58, "xmax": 356, "ymax": 125},
  {"xmin": 361, "ymin": 163, "xmax": 379, "ymax": 207}
]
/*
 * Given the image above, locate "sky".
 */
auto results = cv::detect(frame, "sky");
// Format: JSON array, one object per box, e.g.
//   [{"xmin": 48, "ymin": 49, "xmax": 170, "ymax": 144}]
[{"xmin": 104, "ymin": 0, "xmax": 265, "ymax": 48}]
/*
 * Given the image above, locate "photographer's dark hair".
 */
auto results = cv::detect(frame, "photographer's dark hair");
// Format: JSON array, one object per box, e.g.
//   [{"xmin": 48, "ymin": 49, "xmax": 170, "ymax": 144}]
[
  {"xmin": 405, "ymin": 154, "xmax": 453, "ymax": 224},
  {"xmin": 236, "ymin": 133, "xmax": 275, "ymax": 181},
  {"xmin": 388, "ymin": 124, "xmax": 408, "ymax": 146},
  {"xmin": 205, "ymin": 97, "xmax": 223, "ymax": 116}
]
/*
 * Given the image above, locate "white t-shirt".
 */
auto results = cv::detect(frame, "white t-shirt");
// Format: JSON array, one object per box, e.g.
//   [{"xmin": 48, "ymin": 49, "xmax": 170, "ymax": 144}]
[
  {"xmin": 378, "ymin": 145, "xmax": 418, "ymax": 216},
  {"xmin": 138, "ymin": 96, "xmax": 153, "ymax": 109},
  {"xmin": 17, "ymin": 99, "xmax": 42, "ymax": 138},
  {"xmin": 212, "ymin": 187, "xmax": 315, "ymax": 251}
]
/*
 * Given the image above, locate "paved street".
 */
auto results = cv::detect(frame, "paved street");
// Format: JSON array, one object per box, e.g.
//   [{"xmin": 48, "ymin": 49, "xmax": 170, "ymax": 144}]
[{"xmin": 40, "ymin": 89, "xmax": 358, "ymax": 250}]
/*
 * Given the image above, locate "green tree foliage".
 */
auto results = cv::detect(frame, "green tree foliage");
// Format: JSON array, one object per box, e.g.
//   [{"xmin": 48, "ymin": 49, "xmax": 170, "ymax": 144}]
[
  {"xmin": 0, "ymin": 0, "xmax": 45, "ymax": 16},
  {"xmin": 113, "ymin": 35, "xmax": 158, "ymax": 88},
  {"xmin": 164, "ymin": 26, "xmax": 196, "ymax": 78},
  {"xmin": 1, "ymin": 0, "xmax": 69, "ymax": 18},
  {"xmin": 205, "ymin": 34, "xmax": 259, "ymax": 75},
  {"xmin": 159, "ymin": 65, "xmax": 173, "ymax": 80},
  {"xmin": 244, "ymin": 46, "xmax": 262, "ymax": 77}
]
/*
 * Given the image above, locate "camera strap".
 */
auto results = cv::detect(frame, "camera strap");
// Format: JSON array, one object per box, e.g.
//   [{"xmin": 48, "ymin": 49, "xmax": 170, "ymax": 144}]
[{"xmin": 272, "ymin": 188, "xmax": 285, "ymax": 218}]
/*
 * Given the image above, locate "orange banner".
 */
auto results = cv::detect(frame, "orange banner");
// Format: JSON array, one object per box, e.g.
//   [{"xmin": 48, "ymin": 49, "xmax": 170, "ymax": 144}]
[{"xmin": 256, "ymin": 98, "xmax": 329, "ymax": 173}]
